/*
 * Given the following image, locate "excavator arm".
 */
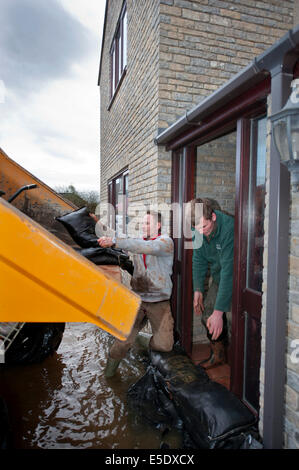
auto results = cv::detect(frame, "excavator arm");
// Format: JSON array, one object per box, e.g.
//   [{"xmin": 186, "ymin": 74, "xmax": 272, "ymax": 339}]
[{"xmin": 0, "ymin": 198, "xmax": 140, "ymax": 341}]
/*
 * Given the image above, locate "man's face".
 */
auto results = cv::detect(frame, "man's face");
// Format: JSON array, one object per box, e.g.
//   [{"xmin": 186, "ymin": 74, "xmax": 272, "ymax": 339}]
[
  {"xmin": 195, "ymin": 212, "xmax": 216, "ymax": 237},
  {"xmin": 142, "ymin": 214, "xmax": 160, "ymax": 239}
]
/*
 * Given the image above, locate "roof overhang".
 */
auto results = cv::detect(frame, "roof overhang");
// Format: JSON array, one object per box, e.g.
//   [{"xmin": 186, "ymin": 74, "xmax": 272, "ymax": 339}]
[{"xmin": 155, "ymin": 25, "xmax": 299, "ymax": 147}]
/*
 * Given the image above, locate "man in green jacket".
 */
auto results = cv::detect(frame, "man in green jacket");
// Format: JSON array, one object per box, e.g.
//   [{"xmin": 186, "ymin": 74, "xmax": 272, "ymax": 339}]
[{"xmin": 190, "ymin": 198, "xmax": 234, "ymax": 369}]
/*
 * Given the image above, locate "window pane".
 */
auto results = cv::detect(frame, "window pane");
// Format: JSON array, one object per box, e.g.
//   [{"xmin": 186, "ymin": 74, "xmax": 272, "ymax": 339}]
[
  {"xmin": 243, "ymin": 311, "xmax": 261, "ymax": 412},
  {"xmin": 123, "ymin": 173, "xmax": 129, "ymax": 234},
  {"xmin": 112, "ymin": 46, "xmax": 116, "ymax": 95},
  {"xmin": 246, "ymin": 117, "xmax": 267, "ymax": 292},
  {"xmin": 124, "ymin": 172, "xmax": 129, "ymax": 195},
  {"xmin": 115, "ymin": 177, "xmax": 121, "ymax": 235},
  {"xmin": 195, "ymin": 131, "xmax": 237, "ymax": 216},
  {"xmin": 111, "ymin": 5, "xmax": 127, "ymax": 98},
  {"xmin": 123, "ymin": 10, "xmax": 127, "ymax": 68},
  {"xmin": 112, "ymin": 174, "xmax": 129, "ymax": 236},
  {"xmin": 194, "ymin": 131, "xmax": 236, "ymax": 343},
  {"xmin": 108, "ymin": 182, "xmax": 114, "ymax": 229},
  {"xmin": 119, "ymin": 30, "xmax": 122, "ymax": 77}
]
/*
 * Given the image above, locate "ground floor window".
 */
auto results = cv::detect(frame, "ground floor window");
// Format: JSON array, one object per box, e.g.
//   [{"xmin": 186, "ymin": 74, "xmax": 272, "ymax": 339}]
[{"xmin": 108, "ymin": 169, "xmax": 129, "ymax": 235}]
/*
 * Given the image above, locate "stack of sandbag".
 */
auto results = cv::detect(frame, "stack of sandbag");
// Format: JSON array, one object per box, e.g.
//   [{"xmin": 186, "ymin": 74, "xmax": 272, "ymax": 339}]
[
  {"xmin": 128, "ymin": 346, "xmax": 262, "ymax": 449},
  {"xmin": 56, "ymin": 206, "xmax": 99, "ymax": 247},
  {"xmin": 56, "ymin": 207, "xmax": 133, "ymax": 275},
  {"xmin": 127, "ymin": 363, "xmax": 183, "ymax": 432}
]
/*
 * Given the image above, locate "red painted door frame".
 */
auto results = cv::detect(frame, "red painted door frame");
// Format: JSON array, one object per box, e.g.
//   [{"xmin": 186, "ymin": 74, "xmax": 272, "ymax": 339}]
[
  {"xmin": 170, "ymin": 78, "xmax": 269, "ymax": 394},
  {"xmin": 170, "ymin": 146, "xmax": 195, "ymax": 356}
]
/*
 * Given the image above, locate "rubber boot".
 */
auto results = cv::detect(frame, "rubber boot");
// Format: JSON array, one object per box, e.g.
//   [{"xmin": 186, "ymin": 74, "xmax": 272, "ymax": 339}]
[
  {"xmin": 199, "ymin": 341, "xmax": 226, "ymax": 370},
  {"xmin": 104, "ymin": 356, "xmax": 121, "ymax": 378},
  {"xmin": 135, "ymin": 332, "xmax": 151, "ymax": 351},
  {"xmin": 135, "ymin": 333, "xmax": 151, "ymax": 350}
]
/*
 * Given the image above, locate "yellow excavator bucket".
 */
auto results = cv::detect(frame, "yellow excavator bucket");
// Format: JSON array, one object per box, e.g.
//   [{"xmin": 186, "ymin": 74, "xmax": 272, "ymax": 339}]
[{"xmin": 0, "ymin": 198, "xmax": 140, "ymax": 341}]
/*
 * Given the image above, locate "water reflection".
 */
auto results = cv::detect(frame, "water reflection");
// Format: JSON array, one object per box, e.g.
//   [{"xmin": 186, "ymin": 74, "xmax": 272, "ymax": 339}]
[{"xmin": 0, "ymin": 323, "xmax": 163, "ymax": 449}]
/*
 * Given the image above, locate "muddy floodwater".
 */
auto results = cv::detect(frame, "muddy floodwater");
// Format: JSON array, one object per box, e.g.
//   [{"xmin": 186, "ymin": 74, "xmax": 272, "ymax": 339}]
[{"xmin": 0, "ymin": 323, "xmax": 168, "ymax": 449}]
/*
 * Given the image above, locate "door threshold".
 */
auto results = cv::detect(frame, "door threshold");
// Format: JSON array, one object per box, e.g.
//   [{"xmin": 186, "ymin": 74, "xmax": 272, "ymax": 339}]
[{"xmin": 191, "ymin": 342, "xmax": 231, "ymax": 391}]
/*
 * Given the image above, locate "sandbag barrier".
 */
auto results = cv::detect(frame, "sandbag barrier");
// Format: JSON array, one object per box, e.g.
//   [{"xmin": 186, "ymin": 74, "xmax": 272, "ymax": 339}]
[
  {"xmin": 56, "ymin": 207, "xmax": 133, "ymax": 274},
  {"xmin": 127, "ymin": 346, "xmax": 263, "ymax": 449}
]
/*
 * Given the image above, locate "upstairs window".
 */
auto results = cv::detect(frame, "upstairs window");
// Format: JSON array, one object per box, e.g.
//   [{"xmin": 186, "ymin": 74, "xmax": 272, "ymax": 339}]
[{"xmin": 110, "ymin": 3, "xmax": 127, "ymax": 99}]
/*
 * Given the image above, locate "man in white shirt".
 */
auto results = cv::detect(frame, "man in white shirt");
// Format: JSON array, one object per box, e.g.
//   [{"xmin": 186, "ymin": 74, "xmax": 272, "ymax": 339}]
[{"xmin": 98, "ymin": 210, "xmax": 174, "ymax": 377}]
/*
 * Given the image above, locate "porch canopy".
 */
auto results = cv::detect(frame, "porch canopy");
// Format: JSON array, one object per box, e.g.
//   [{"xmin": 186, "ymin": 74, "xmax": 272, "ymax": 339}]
[
  {"xmin": 155, "ymin": 27, "xmax": 299, "ymax": 150},
  {"xmin": 155, "ymin": 25, "xmax": 299, "ymax": 450}
]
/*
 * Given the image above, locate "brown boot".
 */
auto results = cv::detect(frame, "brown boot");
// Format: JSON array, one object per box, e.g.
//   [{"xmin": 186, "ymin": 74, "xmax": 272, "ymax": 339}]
[{"xmin": 199, "ymin": 341, "xmax": 226, "ymax": 370}]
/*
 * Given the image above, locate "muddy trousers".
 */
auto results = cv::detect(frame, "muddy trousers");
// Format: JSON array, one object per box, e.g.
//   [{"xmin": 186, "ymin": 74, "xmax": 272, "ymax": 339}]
[
  {"xmin": 109, "ymin": 300, "xmax": 174, "ymax": 360},
  {"xmin": 201, "ymin": 281, "xmax": 230, "ymax": 345}
]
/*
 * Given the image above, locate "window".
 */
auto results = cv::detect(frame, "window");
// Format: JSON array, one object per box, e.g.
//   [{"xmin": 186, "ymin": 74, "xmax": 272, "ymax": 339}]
[
  {"xmin": 108, "ymin": 170, "xmax": 129, "ymax": 235},
  {"xmin": 110, "ymin": 3, "xmax": 127, "ymax": 99}
]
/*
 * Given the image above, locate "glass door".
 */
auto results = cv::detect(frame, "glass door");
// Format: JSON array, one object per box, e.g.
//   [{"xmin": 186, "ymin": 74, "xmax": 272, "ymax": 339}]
[
  {"xmin": 231, "ymin": 115, "xmax": 267, "ymax": 414},
  {"xmin": 171, "ymin": 146, "xmax": 195, "ymax": 355},
  {"xmin": 242, "ymin": 116, "xmax": 267, "ymax": 412}
]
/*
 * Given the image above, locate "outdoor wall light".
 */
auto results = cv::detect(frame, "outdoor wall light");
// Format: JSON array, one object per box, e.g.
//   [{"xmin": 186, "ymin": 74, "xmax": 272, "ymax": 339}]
[{"xmin": 270, "ymin": 79, "xmax": 299, "ymax": 187}]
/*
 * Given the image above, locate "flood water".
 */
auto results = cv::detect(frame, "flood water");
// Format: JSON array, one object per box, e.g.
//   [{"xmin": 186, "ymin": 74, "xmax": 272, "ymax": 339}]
[{"xmin": 0, "ymin": 323, "xmax": 167, "ymax": 449}]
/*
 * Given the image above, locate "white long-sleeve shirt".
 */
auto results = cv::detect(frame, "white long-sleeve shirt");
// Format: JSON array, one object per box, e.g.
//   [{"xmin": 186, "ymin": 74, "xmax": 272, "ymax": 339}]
[{"xmin": 115, "ymin": 235, "xmax": 174, "ymax": 302}]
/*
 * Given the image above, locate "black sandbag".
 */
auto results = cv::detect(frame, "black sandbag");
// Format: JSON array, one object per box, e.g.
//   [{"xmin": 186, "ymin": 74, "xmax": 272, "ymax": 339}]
[
  {"xmin": 78, "ymin": 246, "xmax": 134, "ymax": 275},
  {"xmin": 164, "ymin": 378, "xmax": 257, "ymax": 449},
  {"xmin": 56, "ymin": 206, "xmax": 98, "ymax": 248},
  {"xmin": 150, "ymin": 347, "xmax": 209, "ymax": 386},
  {"xmin": 127, "ymin": 365, "xmax": 182, "ymax": 431},
  {"xmin": 150, "ymin": 349, "xmax": 257, "ymax": 449}
]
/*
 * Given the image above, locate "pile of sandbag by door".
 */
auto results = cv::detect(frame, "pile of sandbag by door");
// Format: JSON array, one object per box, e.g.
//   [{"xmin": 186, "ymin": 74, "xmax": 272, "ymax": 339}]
[
  {"xmin": 56, "ymin": 206, "xmax": 99, "ymax": 248},
  {"xmin": 127, "ymin": 346, "xmax": 262, "ymax": 449},
  {"xmin": 56, "ymin": 206, "xmax": 133, "ymax": 275}
]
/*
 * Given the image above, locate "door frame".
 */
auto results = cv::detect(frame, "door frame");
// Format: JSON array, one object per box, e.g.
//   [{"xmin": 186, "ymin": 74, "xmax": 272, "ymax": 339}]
[
  {"xmin": 230, "ymin": 111, "xmax": 267, "ymax": 409},
  {"xmin": 170, "ymin": 79, "xmax": 270, "ymax": 398}
]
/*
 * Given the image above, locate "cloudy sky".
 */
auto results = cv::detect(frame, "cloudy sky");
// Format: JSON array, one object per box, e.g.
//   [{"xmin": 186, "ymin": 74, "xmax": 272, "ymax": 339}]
[{"xmin": 0, "ymin": 0, "xmax": 106, "ymax": 192}]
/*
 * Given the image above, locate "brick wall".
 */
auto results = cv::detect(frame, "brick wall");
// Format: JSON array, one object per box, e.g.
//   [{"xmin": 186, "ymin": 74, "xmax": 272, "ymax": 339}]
[
  {"xmin": 258, "ymin": 99, "xmax": 270, "ymax": 443},
  {"xmin": 99, "ymin": 0, "xmax": 160, "ymax": 215},
  {"xmin": 195, "ymin": 132, "xmax": 236, "ymax": 215},
  {"xmin": 260, "ymin": 96, "xmax": 299, "ymax": 449},
  {"xmin": 285, "ymin": 191, "xmax": 299, "ymax": 448},
  {"xmin": 158, "ymin": 0, "xmax": 294, "ymax": 130},
  {"xmin": 100, "ymin": 0, "xmax": 294, "ymax": 214}
]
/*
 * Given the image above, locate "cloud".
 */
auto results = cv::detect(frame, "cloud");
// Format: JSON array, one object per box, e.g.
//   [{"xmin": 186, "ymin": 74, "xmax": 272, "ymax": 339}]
[
  {"xmin": 0, "ymin": 0, "xmax": 104, "ymax": 193},
  {"xmin": 0, "ymin": 0, "xmax": 94, "ymax": 96}
]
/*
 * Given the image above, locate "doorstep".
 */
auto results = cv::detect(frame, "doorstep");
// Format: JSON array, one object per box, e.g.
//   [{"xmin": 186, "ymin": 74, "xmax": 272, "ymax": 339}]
[{"xmin": 191, "ymin": 342, "xmax": 230, "ymax": 390}]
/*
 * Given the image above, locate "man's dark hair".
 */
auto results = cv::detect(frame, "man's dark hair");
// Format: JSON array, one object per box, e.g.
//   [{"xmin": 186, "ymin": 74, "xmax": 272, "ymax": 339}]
[{"xmin": 190, "ymin": 198, "xmax": 215, "ymax": 226}]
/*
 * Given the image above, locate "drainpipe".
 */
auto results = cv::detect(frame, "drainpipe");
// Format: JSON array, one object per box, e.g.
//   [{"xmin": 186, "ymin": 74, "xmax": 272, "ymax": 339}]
[{"xmin": 261, "ymin": 37, "xmax": 299, "ymax": 449}]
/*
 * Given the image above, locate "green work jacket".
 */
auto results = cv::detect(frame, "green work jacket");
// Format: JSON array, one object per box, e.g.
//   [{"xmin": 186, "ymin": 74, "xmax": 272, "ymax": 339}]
[{"xmin": 192, "ymin": 210, "xmax": 234, "ymax": 312}]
